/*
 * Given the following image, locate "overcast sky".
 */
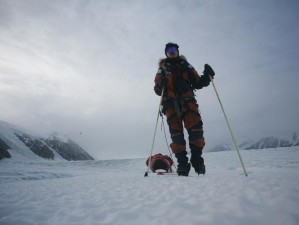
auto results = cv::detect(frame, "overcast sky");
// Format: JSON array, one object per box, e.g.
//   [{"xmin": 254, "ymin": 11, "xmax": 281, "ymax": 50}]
[{"xmin": 1, "ymin": 0, "xmax": 299, "ymax": 159}]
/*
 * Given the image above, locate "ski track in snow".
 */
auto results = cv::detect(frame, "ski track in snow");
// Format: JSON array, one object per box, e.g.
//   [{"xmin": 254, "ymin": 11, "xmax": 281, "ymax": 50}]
[{"xmin": 1, "ymin": 148, "xmax": 299, "ymax": 225}]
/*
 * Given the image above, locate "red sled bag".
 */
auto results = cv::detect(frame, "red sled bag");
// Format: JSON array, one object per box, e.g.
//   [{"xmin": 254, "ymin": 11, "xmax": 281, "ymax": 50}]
[{"xmin": 146, "ymin": 153, "xmax": 174, "ymax": 172}]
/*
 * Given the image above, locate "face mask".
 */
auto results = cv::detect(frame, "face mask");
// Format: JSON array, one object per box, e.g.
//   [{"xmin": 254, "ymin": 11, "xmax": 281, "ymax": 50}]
[{"xmin": 166, "ymin": 47, "xmax": 179, "ymax": 58}]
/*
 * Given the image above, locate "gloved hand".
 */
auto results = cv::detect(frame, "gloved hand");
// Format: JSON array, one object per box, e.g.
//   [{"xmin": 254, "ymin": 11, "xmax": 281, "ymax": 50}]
[
  {"xmin": 154, "ymin": 76, "xmax": 166, "ymax": 96},
  {"xmin": 203, "ymin": 64, "xmax": 215, "ymax": 78}
]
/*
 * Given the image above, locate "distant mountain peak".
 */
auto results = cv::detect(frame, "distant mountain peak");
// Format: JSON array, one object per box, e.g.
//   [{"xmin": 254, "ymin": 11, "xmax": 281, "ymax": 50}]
[
  {"xmin": 47, "ymin": 132, "xmax": 70, "ymax": 143},
  {"xmin": 208, "ymin": 131, "xmax": 299, "ymax": 152},
  {"xmin": 0, "ymin": 121, "xmax": 93, "ymax": 161}
]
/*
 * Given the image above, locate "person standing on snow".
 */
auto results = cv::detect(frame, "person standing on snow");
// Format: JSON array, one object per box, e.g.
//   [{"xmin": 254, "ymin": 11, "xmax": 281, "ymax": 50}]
[{"xmin": 154, "ymin": 42, "xmax": 215, "ymax": 176}]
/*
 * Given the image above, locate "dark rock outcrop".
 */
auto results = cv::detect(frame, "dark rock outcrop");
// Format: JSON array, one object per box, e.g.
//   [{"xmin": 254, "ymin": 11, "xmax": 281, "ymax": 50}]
[
  {"xmin": 13, "ymin": 133, "xmax": 94, "ymax": 161},
  {"xmin": 0, "ymin": 138, "xmax": 11, "ymax": 159},
  {"xmin": 45, "ymin": 137, "xmax": 93, "ymax": 161},
  {"xmin": 15, "ymin": 133, "xmax": 55, "ymax": 160}
]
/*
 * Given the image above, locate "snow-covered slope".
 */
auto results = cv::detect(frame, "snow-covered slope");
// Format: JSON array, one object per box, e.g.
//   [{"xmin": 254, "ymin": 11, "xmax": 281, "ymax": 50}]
[
  {"xmin": 1, "ymin": 147, "xmax": 299, "ymax": 225},
  {"xmin": 243, "ymin": 134, "xmax": 299, "ymax": 149},
  {"xmin": 209, "ymin": 132, "xmax": 299, "ymax": 152},
  {"xmin": 0, "ymin": 120, "xmax": 93, "ymax": 161}
]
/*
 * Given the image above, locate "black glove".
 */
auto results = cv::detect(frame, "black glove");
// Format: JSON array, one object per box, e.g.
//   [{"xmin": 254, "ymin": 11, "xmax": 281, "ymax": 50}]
[
  {"xmin": 154, "ymin": 76, "xmax": 166, "ymax": 96},
  {"xmin": 203, "ymin": 64, "xmax": 215, "ymax": 78}
]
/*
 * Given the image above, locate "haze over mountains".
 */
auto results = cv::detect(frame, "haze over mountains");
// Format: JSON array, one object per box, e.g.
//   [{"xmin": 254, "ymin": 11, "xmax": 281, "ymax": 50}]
[
  {"xmin": 1, "ymin": 120, "xmax": 298, "ymax": 161},
  {"xmin": 0, "ymin": 121, "xmax": 93, "ymax": 161},
  {"xmin": 209, "ymin": 132, "xmax": 299, "ymax": 152}
]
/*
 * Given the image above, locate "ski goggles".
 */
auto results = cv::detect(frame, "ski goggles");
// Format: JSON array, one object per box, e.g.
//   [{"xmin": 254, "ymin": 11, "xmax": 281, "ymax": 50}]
[{"xmin": 166, "ymin": 46, "xmax": 178, "ymax": 53}]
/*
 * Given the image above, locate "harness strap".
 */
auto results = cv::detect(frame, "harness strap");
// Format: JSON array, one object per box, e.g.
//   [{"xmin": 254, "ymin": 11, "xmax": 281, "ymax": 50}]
[
  {"xmin": 173, "ymin": 96, "xmax": 196, "ymax": 117},
  {"xmin": 173, "ymin": 98, "xmax": 182, "ymax": 117}
]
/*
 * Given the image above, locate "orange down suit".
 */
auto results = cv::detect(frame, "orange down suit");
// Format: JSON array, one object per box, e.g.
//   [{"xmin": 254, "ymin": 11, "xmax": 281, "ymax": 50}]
[{"xmin": 154, "ymin": 56, "xmax": 211, "ymax": 155}]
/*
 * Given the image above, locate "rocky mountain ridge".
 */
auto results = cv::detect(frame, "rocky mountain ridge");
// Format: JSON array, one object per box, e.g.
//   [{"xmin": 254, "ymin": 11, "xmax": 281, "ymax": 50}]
[
  {"xmin": 209, "ymin": 132, "xmax": 299, "ymax": 152},
  {"xmin": 0, "ymin": 121, "xmax": 93, "ymax": 161}
]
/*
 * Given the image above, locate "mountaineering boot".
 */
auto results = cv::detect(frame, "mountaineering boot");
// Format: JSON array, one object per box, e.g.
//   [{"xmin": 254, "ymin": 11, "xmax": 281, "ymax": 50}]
[
  {"xmin": 190, "ymin": 154, "xmax": 206, "ymax": 175},
  {"xmin": 175, "ymin": 151, "xmax": 190, "ymax": 176},
  {"xmin": 177, "ymin": 163, "xmax": 191, "ymax": 176}
]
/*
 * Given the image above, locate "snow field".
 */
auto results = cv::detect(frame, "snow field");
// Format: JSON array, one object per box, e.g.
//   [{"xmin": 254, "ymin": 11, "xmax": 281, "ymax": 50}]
[{"xmin": 1, "ymin": 148, "xmax": 299, "ymax": 225}]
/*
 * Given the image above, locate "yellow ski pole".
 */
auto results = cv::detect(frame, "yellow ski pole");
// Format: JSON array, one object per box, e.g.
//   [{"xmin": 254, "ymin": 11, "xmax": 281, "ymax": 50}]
[{"xmin": 209, "ymin": 75, "xmax": 248, "ymax": 177}]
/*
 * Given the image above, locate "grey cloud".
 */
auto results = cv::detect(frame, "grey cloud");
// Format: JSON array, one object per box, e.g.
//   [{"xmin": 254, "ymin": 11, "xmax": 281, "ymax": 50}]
[{"xmin": 0, "ymin": 0, "xmax": 299, "ymax": 159}]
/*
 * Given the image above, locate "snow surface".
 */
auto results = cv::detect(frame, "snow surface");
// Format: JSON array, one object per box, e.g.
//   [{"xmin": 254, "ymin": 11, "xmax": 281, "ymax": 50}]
[{"xmin": 1, "ymin": 147, "xmax": 299, "ymax": 225}]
